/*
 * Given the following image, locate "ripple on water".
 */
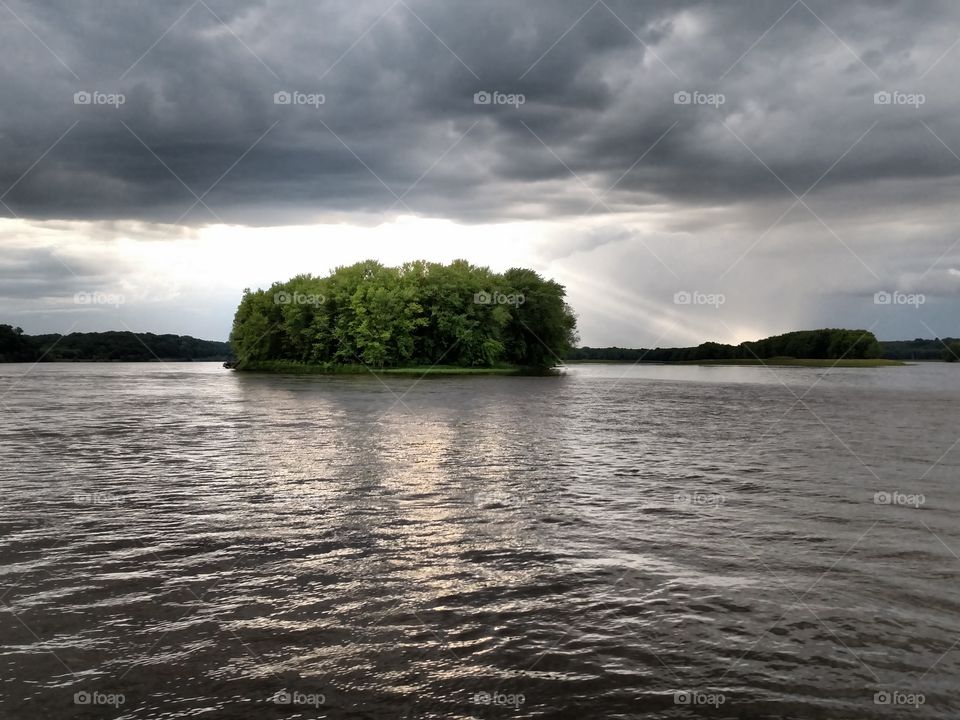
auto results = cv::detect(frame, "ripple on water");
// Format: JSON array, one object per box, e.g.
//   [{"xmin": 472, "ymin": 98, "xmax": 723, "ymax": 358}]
[{"xmin": 1, "ymin": 363, "xmax": 959, "ymax": 718}]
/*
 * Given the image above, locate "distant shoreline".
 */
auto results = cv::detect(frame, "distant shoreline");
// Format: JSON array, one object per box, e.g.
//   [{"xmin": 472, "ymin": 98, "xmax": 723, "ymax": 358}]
[
  {"xmin": 0, "ymin": 327, "xmax": 230, "ymax": 363},
  {"xmin": 5, "ymin": 326, "xmax": 952, "ymax": 367},
  {"xmin": 0, "ymin": 357, "xmax": 229, "ymax": 363},
  {"xmin": 566, "ymin": 357, "xmax": 906, "ymax": 367},
  {"xmin": 232, "ymin": 357, "xmax": 908, "ymax": 374},
  {"xmin": 0, "ymin": 358, "xmax": 910, "ymax": 369}
]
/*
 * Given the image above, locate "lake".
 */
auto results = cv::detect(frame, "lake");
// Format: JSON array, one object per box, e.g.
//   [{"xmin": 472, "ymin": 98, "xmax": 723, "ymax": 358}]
[{"xmin": 1, "ymin": 361, "xmax": 958, "ymax": 719}]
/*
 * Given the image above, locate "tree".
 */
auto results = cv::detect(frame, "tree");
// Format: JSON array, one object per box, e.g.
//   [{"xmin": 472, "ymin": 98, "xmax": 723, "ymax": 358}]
[
  {"xmin": 0, "ymin": 325, "xmax": 35, "ymax": 362},
  {"xmin": 500, "ymin": 268, "xmax": 578, "ymax": 367}
]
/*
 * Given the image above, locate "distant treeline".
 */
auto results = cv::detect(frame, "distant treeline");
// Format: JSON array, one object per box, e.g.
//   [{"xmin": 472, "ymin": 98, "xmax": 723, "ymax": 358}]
[
  {"xmin": 4, "ymin": 322, "xmax": 956, "ymax": 365},
  {"xmin": 880, "ymin": 338, "xmax": 960, "ymax": 361},
  {"xmin": 569, "ymin": 328, "xmax": 895, "ymax": 362},
  {"xmin": 0, "ymin": 325, "xmax": 231, "ymax": 362}
]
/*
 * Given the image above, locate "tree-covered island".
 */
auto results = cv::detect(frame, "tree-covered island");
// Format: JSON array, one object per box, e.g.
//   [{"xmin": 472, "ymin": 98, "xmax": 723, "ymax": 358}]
[{"xmin": 229, "ymin": 260, "xmax": 578, "ymax": 373}]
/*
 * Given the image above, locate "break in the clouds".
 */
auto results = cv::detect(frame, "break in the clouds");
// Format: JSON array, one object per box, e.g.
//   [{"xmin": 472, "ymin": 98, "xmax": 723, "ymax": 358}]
[{"xmin": 0, "ymin": 0, "xmax": 958, "ymax": 344}]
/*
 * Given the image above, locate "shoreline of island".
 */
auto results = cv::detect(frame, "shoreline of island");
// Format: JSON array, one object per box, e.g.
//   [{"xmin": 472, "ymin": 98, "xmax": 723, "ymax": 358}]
[{"xmin": 230, "ymin": 360, "xmax": 543, "ymax": 375}]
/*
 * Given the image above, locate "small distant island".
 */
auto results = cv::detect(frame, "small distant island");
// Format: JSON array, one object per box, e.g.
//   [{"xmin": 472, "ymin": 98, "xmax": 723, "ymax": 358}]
[
  {"xmin": 0, "ymin": 325, "xmax": 231, "ymax": 362},
  {"xmin": 569, "ymin": 329, "xmax": 960, "ymax": 367},
  {"xmin": 228, "ymin": 260, "xmax": 578, "ymax": 374}
]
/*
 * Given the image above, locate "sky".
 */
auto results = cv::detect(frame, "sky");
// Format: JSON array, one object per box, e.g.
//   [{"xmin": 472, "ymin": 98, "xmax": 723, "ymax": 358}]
[{"xmin": 0, "ymin": 0, "xmax": 958, "ymax": 345}]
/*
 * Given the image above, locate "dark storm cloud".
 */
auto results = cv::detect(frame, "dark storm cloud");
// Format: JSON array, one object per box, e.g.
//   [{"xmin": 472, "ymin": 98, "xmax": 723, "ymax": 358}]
[{"xmin": 1, "ymin": 0, "xmax": 959, "ymax": 224}]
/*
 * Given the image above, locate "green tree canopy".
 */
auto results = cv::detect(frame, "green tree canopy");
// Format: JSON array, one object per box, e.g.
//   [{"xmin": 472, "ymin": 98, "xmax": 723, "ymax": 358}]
[{"xmin": 229, "ymin": 260, "xmax": 578, "ymax": 370}]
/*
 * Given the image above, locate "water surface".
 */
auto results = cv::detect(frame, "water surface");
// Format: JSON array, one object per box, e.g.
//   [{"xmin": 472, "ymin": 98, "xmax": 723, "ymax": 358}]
[{"xmin": 1, "ymin": 362, "xmax": 958, "ymax": 718}]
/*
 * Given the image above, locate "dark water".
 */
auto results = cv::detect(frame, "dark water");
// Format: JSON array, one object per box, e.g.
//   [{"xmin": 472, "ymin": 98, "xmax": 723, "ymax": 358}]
[{"xmin": 1, "ymin": 361, "xmax": 958, "ymax": 719}]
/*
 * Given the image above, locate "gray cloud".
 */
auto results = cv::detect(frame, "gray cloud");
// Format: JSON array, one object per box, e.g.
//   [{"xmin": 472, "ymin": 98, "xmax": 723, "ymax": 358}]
[
  {"xmin": 1, "ymin": 0, "xmax": 959, "ymax": 342},
  {"xmin": 0, "ymin": 0, "xmax": 957, "ymax": 223}
]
